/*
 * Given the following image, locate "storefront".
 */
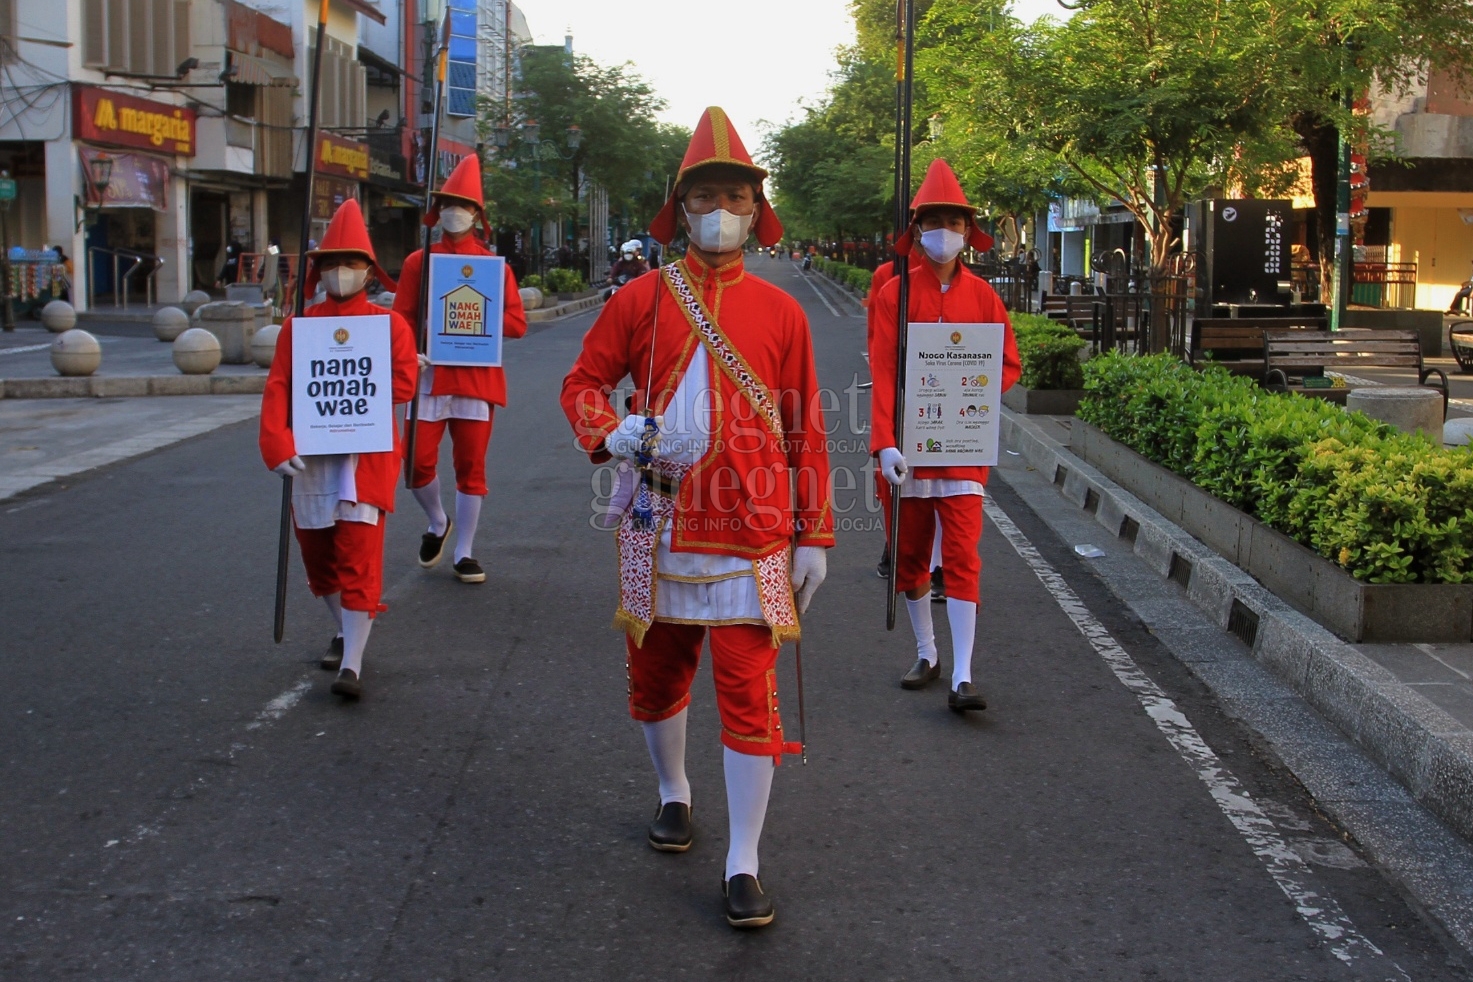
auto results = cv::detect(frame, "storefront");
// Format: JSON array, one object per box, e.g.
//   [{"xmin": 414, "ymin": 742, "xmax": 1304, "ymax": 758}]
[{"xmin": 365, "ymin": 143, "xmax": 422, "ymax": 276}]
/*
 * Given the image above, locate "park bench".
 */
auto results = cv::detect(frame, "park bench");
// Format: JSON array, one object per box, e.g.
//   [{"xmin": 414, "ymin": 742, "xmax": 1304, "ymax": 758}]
[
  {"xmin": 1040, "ymin": 291, "xmax": 1099, "ymax": 333},
  {"xmin": 1263, "ymin": 328, "xmax": 1448, "ymax": 414},
  {"xmin": 1189, "ymin": 316, "xmax": 1327, "ymax": 377}
]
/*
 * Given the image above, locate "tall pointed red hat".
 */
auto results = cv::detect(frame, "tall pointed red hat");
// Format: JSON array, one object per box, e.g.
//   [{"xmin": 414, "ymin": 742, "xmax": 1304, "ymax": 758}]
[
  {"xmin": 649, "ymin": 107, "xmax": 784, "ymax": 248},
  {"xmin": 895, "ymin": 158, "xmax": 993, "ymax": 256},
  {"xmin": 425, "ymin": 154, "xmax": 489, "ymax": 234},
  {"xmin": 305, "ymin": 198, "xmax": 397, "ymax": 296}
]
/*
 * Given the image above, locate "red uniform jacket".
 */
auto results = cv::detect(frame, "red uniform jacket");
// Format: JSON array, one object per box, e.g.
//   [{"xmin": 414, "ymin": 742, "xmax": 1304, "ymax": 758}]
[
  {"xmin": 392, "ymin": 235, "xmax": 528, "ymax": 406},
  {"xmin": 561, "ymin": 252, "xmax": 836, "ymax": 558},
  {"xmin": 864, "ymin": 255, "xmax": 925, "ymax": 349},
  {"xmin": 869, "ymin": 261, "xmax": 1022, "ymax": 484},
  {"xmin": 259, "ymin": 292, "xmax": 418, "ymax": 513}
]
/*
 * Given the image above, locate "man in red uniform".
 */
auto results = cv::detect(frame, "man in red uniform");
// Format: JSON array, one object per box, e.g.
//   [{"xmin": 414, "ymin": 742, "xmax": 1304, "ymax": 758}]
[
  {"xmin": 393, "ymin": 155, "xmax": 528, "ymax": 583},
  {"xmin": 560, "ymin": 108, "xmax": 834, "ymax": 929},
  {"xmin": 869, "ymin": 159, "xmax": 1021, "ymax": 712},
  {"xmin": 259, "ymin": 200, "xmax": 418, "ymax": 699}
]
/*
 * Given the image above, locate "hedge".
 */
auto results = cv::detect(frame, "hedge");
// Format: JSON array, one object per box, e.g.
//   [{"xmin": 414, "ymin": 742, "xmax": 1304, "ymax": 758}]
[
  {"xmin": 1078, "ymin": 352, "xmax": 1473, "ymax": 584},
  {"xmin": 1011, "ymin": 312, "xmax": 1085, "ymax": 391},
  {"xmin": 812, "ymin": 256, "xmax": 874, "ymax": 295},
  {"xmin": 544, "ymin": 267, "xmax": 587, "ymax": 293}
]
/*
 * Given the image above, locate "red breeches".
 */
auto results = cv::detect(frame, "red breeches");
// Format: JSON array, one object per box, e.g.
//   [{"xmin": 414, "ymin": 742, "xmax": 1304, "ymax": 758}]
[
  {"xmin": 294, "ymin": 517, "xmax": 387, "ymax": 614},
  {"xmin": 892, "ymin": 495, "xmax": 983, "ymax": 603},
  {"xmin": 408, "ymin": 413, "xmax": 494, "ymax": 495},
  {"xmin": 626, "ymin": 621, "xmax": 793, "ymax": 761}
]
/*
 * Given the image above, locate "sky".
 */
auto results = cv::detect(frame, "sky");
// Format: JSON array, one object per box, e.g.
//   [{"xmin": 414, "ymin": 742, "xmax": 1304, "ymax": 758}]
[{"xmin": 522, "ymin": 0, "xmax": 1071, "ymax": 154}]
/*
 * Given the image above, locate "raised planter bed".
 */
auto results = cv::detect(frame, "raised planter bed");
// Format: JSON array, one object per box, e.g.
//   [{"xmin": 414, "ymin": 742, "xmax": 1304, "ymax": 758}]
[
  {"xmin": 1001, "ymin": 385, "xmax": 1085, "ymax": 416},
  {"xmin": 555, "ymin": 288, "xmax": 599, "ymax": 302},
  {"xmin": 1069, "ymin": 420, "xmax": 1473, "ymax": 642}
]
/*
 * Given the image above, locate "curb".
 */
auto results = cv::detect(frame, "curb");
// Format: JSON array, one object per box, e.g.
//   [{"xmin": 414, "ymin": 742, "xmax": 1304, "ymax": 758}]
[
  {"xmin": 526, "ymin": 294, "xmax": 605, "ymax": 323},
  {"xmin": 0, "ymin": 374, "xmax": 267, "ymax": 399},
  {"xmin": 1001, "ymin": 407, "xmax": 1473, "ymax": 845}
]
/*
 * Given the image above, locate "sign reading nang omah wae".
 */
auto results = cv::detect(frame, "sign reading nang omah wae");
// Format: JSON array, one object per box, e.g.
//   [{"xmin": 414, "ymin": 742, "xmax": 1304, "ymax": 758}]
[
  {"xmin": 73, "ymin": 86, "xmax": 196, "ymax": 156},
  {"xmin": 426, "ymin": 254, "xmax": 505, "ymax": 367},
  {"xmin": 291, "ymin": 316, "xmax": 395, "ymax": 456}
]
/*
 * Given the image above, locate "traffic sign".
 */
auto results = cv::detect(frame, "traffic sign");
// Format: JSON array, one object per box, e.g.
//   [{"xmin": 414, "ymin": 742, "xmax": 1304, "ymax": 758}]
[{"xmin": 0, "ymin": 177, "xmax": 15, "ymax": 201}]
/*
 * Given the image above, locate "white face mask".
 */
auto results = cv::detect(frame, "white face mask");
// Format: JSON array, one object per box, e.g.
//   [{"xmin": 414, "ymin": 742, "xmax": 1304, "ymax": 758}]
[
  {"xmin": 683, "ymin": 206, "xmax": 755, "ymax": 254},
  {"xmin": 321, "ymin": 265, "xmax": 369, "ymax": 298},
  {"xmin": 920, "ymin": 227, "xmax": 966, "ymax": 264},
  {"xmin": 440, "ymin": 206, "xmax": 475, "ymax": 235}
]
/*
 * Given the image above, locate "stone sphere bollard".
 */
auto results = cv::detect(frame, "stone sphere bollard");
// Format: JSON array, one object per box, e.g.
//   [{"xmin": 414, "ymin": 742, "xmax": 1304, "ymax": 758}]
[
  {"xmin": 179, "ymin": 290, "xmax": 213, "ymax": 316},
  {"xmin": 50, "ymin": 329, "xmax": 102, "ymax": 376},
  {"xmin": 152, "ymin": 306, "xmax": 191, "ymax": 342},
  {"xmin": 41, "ymin": 300, "xmax": 77, "ymax": 333},
  {"xmin": 173, "ymin": 327, "xmax": 222, "ymax": 375},
  {"xmin": 519, "ymin": 287, "xmax": 543, "ymax": 310},
  {"xmin": 1443, "ymin": 417, "xmax": 1473, "ymax": 447},
  {"xmin": 1346, "ymin": 386, "xmax": 1444, "ymax": 445},
  {"xmin": 251, "ymin": 323, "xmax": 281, "ymax": 368}
]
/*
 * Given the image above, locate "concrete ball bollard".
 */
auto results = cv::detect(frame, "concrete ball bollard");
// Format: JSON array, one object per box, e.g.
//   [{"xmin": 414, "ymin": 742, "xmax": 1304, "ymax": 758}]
[
  {"xmin": 173, "ymin": 327, "xmax": 222, "ymax": 375},
  {"xmin": 1346, "ymin": 386, "xmax": 1444, "ymax": 445},
  {"xmin": 41, "ymin": 300, "xmax": 77, "ymax": 333},
  {"xmin": 1443, "ymin": 417, "xmax": 1473, "ymax": 447},
  {"xmin": 152, "ymin": 306, "xmax": 191, "ymax": 342},
  {"xmin": 50, "ymin": 329, "xmax": 102, "ymax": 377},
  {"xmin": 519, "ymin": 287, "xmax": 543, "ymax": 310},
  {"xmin": 251, "ymin": 323, "xmax": 281, "ymax": 368},
  {"xmin": 180, "ymin": 290, "xmax": 213, "ymax": 316}
]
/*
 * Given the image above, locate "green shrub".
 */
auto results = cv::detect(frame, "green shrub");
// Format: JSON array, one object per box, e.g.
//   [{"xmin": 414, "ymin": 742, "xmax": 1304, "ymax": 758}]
[
  {"xmin": 1012, "ymin": 314, "xmax": 1085, "ymax": 391},
  {"xmin": 1079, "ymin": 351, "xmax": 1473, "ymax": 584},
  {"xmin": 545, "ymin": 268, "xmax": 587, "ymax": 293},
  {"xmin": 520, "ymin": 273, "xmax": 544, "ymax": 290}
]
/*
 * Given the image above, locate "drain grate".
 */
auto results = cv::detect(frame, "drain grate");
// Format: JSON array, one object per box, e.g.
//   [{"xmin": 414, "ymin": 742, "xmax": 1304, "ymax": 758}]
[
  {"xmin": 1168, "ymin": 552, "xmax": 1193, "ymax": 588},
  {"xmin": 1227, "ymin": 599, "xmax": 1260, "ymax": 648},
  {"xmin": 1084, "ymin": 489, "xmax": 1100, "ymax": 514},
  {"xmin": 1120, "ymin": 516, "xmax": 1140, "ymax": 544}
]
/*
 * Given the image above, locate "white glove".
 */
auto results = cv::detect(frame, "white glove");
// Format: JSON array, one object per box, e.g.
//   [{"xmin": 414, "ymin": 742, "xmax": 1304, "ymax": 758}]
[
  {"xmin": 605, "ymin": 413, "xmax": 665, "ymax": 460},
  {"xmin": 879, "ymin": 447, "xmax": 908, "ymax": 487},
  {"xmin": 791, "ymin": 545, "xmax": 828, "ymax": 615},
  {"xmin": 417, "ymin": 353, "xmax": 432, "ymax": 371},
  {"xmin": 273, "ymin": 455, "xmax": 306, "ymax": 478}
]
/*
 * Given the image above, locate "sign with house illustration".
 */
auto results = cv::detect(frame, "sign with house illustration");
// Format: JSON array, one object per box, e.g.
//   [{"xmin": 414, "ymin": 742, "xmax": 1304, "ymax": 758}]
[{"xmin": 426, "ymin": 254, "xmax": 505, "ymax": 366}]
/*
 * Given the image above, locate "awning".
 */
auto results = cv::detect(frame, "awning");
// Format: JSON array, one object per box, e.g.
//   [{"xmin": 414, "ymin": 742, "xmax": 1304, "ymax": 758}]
[
  {"xmin": 336, "ymin": 0, "xmax": 387, "ymax": 26},
  {"xmin": 228, "ymin": 51, "xmax": 297, "ymax": 87}
]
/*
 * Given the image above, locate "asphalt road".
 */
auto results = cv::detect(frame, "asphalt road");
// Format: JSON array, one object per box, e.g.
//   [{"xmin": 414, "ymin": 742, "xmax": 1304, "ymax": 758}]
[{"xmin": 1, "ymin": 255, "xmax": 1468, "ymax": 981}]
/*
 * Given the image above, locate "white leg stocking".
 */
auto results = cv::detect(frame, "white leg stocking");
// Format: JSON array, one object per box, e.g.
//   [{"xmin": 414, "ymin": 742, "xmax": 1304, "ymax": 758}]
[
  {"xmin": 724, "ymin": 747, "xmax": 774, "ymax": 880},
  {"xmin": 947, "ymin": 598, "xmax": 978, "ymax": 688},
  {"xmin": 322, "ymin": 593, "xmax": 343, "ymax": 636},
  {"xmin": 905, "ymin": 595, "xmax": 938, "ymax": 665},
  {"xmin": 641, "ymin": 707, "xmax": 691, "ymax": 806},
  {"xmin": 453, "ymin": 491, "xmax": 483, "ymax": 563},
  {"xmin": 340, "ymin": 609, "xmax": 373, "ymax": 677},
  {"xmin": 412, "ymin": 477, "xmax": 448, "ymax": 536}
]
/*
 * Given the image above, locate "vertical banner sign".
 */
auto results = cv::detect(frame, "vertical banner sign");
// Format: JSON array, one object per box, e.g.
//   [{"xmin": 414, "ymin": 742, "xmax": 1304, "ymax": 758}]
[
  {"xmin": 902, "ymin": 323, "xmax": 1006, "ymax": 466},
  {"xmin": 291, "ymin": 315, "xmax": 395, "ymax": 455},
  {"xmin": 426, "ymin": 253, "xmax": 505, "ymax": 366}
]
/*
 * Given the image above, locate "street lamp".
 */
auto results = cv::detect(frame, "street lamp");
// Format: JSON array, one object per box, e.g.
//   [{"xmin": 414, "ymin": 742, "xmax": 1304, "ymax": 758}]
[
  {"xmin": 502, "ymin": 120, "xmax": 584, "ymax": 276},
  {"xmin": 927, "ymin": 114, "xmax": 943, "ymax": 141},
  {"xmin": 79, "ymin": 153, "xmax": 114, "ymax": 310}
]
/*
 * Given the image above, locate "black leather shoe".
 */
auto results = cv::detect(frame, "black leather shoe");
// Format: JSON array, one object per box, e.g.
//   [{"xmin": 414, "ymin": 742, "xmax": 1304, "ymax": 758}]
[
  {"xmin": 647, "ymin": 802, "xmax": 693, "ymax": 852},
  {"xmin": 723, "ymin": 874, "xmax": 775, "ymax": 928},
  {"xmin": 453, "ymin": 557, "xmax": 486, "ymax": 583},
  {"xmin": 331, "ymin": 668, "xmax": 362, "ymax": 699},
  {"xmin": 876, "ymin": 547, "xmax": 891, "ymax": 579},
  {"xmin": 418, "ymin": 521, "xmax": 453, "ymax": 568},
  {"xmin": 900, "ymin": 657, "xmax": 941, "ymax": 690},
  {"xmin": 930, "ymin": 566, "xmax": 946, "ymax": 602},
  {"xmin": 949, "ymin": 681, "xmax": 986, "ymax": 712},
  {"xmin": 320, "ymin": 635, "xmax": 344, "ymax": 671}
]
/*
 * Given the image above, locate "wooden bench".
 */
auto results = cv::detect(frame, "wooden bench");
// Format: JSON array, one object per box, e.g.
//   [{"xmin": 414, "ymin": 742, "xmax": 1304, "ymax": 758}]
[
  {"xmin": 1263, "ymin": 328, "xmax": 1448, "ymax": 414},
  {"xmin": 1040, "ymin": 291, "xmax": 1099, "ymax": 333},
  {"xmin": 1190, "ymin": 317, "xmax": 1327, "ymax": 376}
]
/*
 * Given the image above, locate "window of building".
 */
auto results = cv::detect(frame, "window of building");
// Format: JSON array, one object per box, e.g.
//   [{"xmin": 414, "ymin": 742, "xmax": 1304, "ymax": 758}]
[
  {"xmin": 82, "ymin": 0, "xmax": 190, "ymax": 77},
  {"xmin": 445, "ymin": 0, "xmax": 477, "ymax": 118}
]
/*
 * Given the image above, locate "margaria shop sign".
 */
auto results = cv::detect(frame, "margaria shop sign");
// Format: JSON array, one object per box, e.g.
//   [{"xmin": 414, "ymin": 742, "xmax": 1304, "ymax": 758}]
[{"xmin": 73, "ymin": 86, "xmax": 196, "ymax": 157}]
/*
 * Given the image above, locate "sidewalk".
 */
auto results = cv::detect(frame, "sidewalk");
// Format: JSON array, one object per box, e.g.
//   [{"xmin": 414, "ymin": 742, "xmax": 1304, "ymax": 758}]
[{"xmin": 1, "ymin": 324, "xmax": 266, "ymax": 399}]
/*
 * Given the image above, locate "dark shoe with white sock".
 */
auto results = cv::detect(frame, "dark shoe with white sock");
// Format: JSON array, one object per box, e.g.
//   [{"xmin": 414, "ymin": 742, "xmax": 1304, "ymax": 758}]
[
  {"xmin": 876, "ymin": 547, "xmax": 891, "ymax": 579},
  {"xmin": 948, "ymin": 680, "xmax": 986, "ymax": 712},
  {"xmin": 418, "ymin": 520, "xmax": 453, "ymax": 568},
  {"xmin": 331, "ymin": 668, "xmax": 362, "ymax": 699},
  {"xmin": 900, "ymin": 657, "xmax": 940, "ymax": 690},
  {"xmin": 723, "ymin": 874, "xmax": 775, "ymax": 928},
  {"xmin": 320, "ymin": 635, "xmax": 344, "ymax": 671},
  {"xmin": 453, "ymin": 557, "xmax": 486, "ymax": 584},
  {"xmin": 647, "ymin": 802, "xmax": 693, "ymax": 852},
  {"xmin": 930, "ymin": 566, "xmax": 946, "ymax": 602}
]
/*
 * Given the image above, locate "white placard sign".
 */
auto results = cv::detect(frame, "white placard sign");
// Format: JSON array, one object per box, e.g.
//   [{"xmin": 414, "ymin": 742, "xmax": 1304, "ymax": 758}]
[
  {"xmin": 291, "ymin": 315, "xmax": 395, "ymax": 456},
  {"xmin": 902, "ymin": 322, "xmax": 1007, "ymax": 466}
]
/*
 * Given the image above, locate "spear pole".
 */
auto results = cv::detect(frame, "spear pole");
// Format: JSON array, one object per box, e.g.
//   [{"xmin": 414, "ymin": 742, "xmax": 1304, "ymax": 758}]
[
  {"xmin": 403, "ymin": 13, "xmax": 450, "ymax": 487},
  {"xmin": 885, "ymin": 0, "xmax": 916, "ymax": 632},
  {"xmin": 274, "ymin": 0, "xmax": 331, "ymax": 643}
]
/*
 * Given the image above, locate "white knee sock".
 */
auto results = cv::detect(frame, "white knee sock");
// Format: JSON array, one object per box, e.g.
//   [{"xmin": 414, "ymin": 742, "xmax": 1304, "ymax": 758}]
[
  {"xmin": 931, "ymin": 515, "xmax": 944, "ymax": 569},
  {"xmin": 454, "ymin": 491, "xmax": 483, "ymax": 563},
  {"xmin": 322, "ymin": 593, "xmax": 343, "ymax": 636},
  {"xmin": 905, "ymin": 595, "xmax": 938, "ymax": 665},
  {"xmin": 947, "ymin": 598, "xmax": 978, "ymax": 687},
  {"xmin": 341, "ymin": 609, "xmax": 372, "ymax": 676},
  {"xmin": 641, "ymin": 708, "xmax": 691, "ymax": 806},
  {"xmin": 724, "ymin": 747, "xmax": 775, "ymax": 880},
  {"xmin": 412, "ymin": 477, "xmax": 448, "ymax": 536}
]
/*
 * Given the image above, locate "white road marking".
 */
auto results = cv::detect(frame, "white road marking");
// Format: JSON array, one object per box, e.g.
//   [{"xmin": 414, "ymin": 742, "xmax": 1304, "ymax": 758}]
[
  {"xmin": 0, "ymin": 343, "xmax": 54, "ymax": 357},
  {"xmin": 985, "ymin": 499, "xmax": 1409, "ymax": 978},
  {"xmin": 245, "ymin": 677, "xmax": 314, "ymax": 731},
  {"xmin": 798, "ymin": 270, "xmax": 843, "ymax": 319}
]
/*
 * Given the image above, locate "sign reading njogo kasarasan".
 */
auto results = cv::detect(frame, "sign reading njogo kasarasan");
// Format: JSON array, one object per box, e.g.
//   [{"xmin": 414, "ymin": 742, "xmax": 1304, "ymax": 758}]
[
  {"xmin": 291, "ymin": 316, "xmax": 395, "ymax": 455},
  {"xmin": 426, "ymin": 254, "xmax": 505, "ymax": 367},
  {"xmin": 902, "ymin": 322, "xmax": 1006, "ymax": 466}
]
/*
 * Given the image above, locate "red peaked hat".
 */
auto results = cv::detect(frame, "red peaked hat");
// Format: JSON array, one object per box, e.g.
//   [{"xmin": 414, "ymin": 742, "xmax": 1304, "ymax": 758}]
[
  {"xmin": 424, "ymin": 154, "xmax": 489, "ymax": 234},
  {"xmin": 305, "ymin": 198, "xmax": 397, "ymax": 296},
  {"xmin": 649, "ymin": 107, "xmax": 784, "ymax": 248},
  {"xmin": 895, "ymin": 158, "xmax": 994, "ymax": 256}
]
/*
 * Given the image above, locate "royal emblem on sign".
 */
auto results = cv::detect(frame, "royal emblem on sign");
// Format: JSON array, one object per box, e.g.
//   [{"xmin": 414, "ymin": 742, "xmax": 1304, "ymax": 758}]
[{"xmin": 333, "ymin": 327, "xmax": 350, "ymax": 344}]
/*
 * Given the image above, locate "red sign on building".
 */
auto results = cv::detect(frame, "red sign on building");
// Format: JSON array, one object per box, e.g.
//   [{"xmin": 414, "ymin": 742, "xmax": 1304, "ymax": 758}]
[
  {"xmin": 316, "ymin": 134, "xmax": 370, "ymax": 181},
  {"xmin": 73, "ymin": 86, "xmax": 196, "ymax": 157}
]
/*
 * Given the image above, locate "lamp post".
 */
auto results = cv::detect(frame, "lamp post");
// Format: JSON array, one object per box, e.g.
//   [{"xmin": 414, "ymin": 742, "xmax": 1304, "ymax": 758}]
[
  {"xmin": 490, "ymin": 120, "xmax": 582, "ymax": 277},
  {"xmin": 80, "ymin": 154, "xmax": 114, "ymax": 309}
]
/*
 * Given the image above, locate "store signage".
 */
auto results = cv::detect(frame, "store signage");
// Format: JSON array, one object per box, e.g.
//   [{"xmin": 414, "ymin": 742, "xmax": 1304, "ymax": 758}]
[
  {"xmin": 316, "ymin": 134, "xmax": 370, "ymax": 180},
  {"xmin": 73, "ymin": 86, "xmax": 196, "ymax": 157},
  {"xmin": 311, "ymin": 176, "xmax": 359, "ymax": 221},
  {"xmin": 368, "ymin": 147, "xmax": 407, "ymax": 185}
]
